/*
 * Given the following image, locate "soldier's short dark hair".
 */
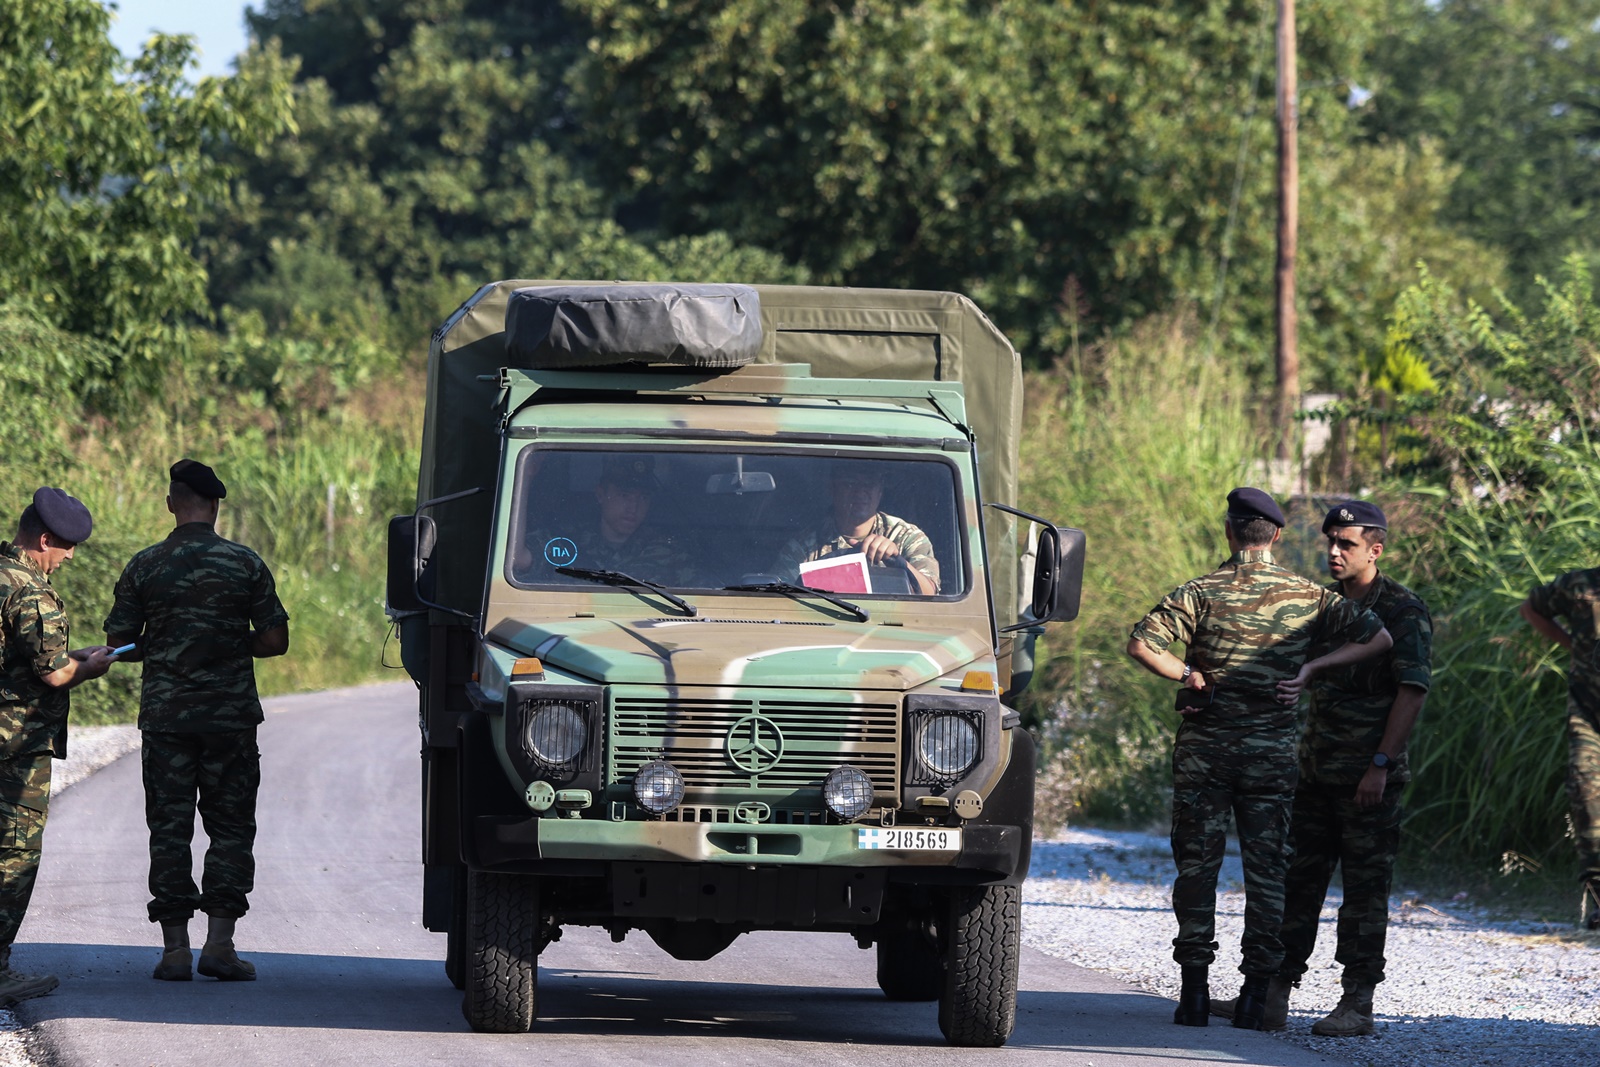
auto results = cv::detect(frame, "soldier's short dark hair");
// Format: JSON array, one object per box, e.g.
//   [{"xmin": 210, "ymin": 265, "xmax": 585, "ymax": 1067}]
[
  {"xmin": 169, "ymin": 480, "xmax": 209, "ymax": 509},
  {"xmin": 1228, "ymin": 515, "xmax": 1279, "ymax": 547},
  {"xmin": 16, "ymin": 505, "xmax": 46, "ymax": 542}
]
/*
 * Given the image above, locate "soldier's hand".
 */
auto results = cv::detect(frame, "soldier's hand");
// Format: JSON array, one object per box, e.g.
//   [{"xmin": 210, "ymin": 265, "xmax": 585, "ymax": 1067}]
[
  {"xmin": 1183, "ymin": 670, "xmax": 1208, "ymax": 691},
  {"xmin": 70, "ymin": 645, "xmax": 116, "ymax": 679},
  {"xmin": 1354, "ymin": 765, "xmax": 1388, "ymax": 808},
  {"xmin": 1275, "ymin": 665, "xmax": 1313, "ymax": 705},
  {"xmin": 854, "ymin": 533, "xmax": 901, "ymax": 566}
]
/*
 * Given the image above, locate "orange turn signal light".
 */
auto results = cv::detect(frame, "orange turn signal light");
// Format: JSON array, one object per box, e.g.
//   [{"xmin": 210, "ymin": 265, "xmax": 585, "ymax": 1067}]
[
  {"xmin": 960, "ymin": 670, "xmax": 996, "ymax": 693},
  {"xmin": 512, "ymin": 657, "xmax": 545, "ymax": 677}
]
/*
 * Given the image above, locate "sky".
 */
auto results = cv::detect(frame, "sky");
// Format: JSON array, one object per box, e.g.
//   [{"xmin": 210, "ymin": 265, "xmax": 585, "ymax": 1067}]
[{"xmin": 105, "ymin": 0, "xmax": 253, "ymax": 80}]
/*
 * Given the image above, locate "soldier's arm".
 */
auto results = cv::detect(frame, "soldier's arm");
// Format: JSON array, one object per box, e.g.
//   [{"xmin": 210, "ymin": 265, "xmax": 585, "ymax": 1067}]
[
  {"xmin": 250, "ymin": 624, "xmax": 290, "ymax": 659},
  {"xmin": 1125, "ymin": 638, "xmax": 1208, "ymax": 690},
  {"xmin": 1520, "ymin": 597, "xmax": 1573, "ymax": 651},
  {"xmin": 1355, "ymin": 683, "xmax": 1426, "ymax": 808},
  {"xmin": 1276, "ymin": 626, "xmax": 1393, "ymax": 704},
  {"xmin": 43, "ymin": 646, "xmax": 116, "ymax": 689}
]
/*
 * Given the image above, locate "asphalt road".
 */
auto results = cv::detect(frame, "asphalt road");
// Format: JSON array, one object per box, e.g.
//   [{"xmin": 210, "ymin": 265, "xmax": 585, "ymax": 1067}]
[{"xmin": 15, "ymin": 682, "xmax": 1350, "ymax": 1067}]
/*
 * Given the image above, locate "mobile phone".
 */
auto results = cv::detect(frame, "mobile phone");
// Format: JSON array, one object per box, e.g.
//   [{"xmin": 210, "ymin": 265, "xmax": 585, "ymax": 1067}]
[{"xmin": 112, "ymin": 643, "xmax": 137, "ymax": 656}]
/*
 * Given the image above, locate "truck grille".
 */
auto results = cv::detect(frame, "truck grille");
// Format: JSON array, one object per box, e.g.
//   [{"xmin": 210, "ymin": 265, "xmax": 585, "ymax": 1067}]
[{"xmin": 610, "ymin": 693, "xmax": 900, "ymax": 797}]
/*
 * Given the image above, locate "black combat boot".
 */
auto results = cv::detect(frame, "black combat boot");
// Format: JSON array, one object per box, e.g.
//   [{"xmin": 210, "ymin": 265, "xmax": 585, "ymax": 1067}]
[
  {"xmin": 1173, "ymin": 964, "xmax": 1210, "ymax": 1026},
  {"xmin": 1232, "ymin": 974, "xmax": 1271, "ymax": 1030}
]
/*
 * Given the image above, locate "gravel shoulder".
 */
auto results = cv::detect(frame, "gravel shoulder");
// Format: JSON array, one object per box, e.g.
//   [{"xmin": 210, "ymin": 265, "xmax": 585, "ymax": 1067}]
[{"xmin": 1023, "ymin": 827, "xmax": 1600, "ymax": 1067}]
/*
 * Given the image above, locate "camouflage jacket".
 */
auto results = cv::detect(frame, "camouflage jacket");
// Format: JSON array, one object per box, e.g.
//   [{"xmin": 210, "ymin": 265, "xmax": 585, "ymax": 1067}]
[
  {"xmin": 1527, "ymin": 565, "xmax": 1600, "ymax": 715},
  {"xmin": 774, "ymin": 512, "xmax": 941, "ymax": 592},
  {"xmin": 0, "ymin": 542, "xmax": 71, "ymax": 760},
  {"xmin": 1130, "ymin": 549, "xmax": 1385, "ymax": 752},
  {"xmin": 104, "ymin": 523, "xmax": 289, "ymax": 733},
  {"xmin": 1301, "ymin": 571, "xmax": 1432, "ymax": 785},
  {"xmin": 517, "ymin": 518, "xmax": 690, "ymax": 586}
]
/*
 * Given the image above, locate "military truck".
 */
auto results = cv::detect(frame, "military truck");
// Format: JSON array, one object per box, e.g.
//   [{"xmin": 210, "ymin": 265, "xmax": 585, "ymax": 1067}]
[{"xmin": 387, "ymin": 282, "xmax": 1084, "ymax": 1046}]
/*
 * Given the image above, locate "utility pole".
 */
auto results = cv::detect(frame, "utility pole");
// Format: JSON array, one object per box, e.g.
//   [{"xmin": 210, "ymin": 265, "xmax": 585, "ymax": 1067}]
[{"xmin": 1274, "ymin": 0, "xmax": 1299, "ymax": 464}]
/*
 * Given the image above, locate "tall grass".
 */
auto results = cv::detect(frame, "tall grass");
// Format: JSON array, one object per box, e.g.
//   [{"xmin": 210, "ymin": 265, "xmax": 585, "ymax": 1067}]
[{"xmin": 1018, "ymin": 313, "xmax": 1269, "ymax": 831}]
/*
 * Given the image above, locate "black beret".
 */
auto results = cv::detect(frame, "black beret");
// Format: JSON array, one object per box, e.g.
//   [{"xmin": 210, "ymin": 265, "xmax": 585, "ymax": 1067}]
[
  {"xmin": 1322, "ymin": 499, "xmax": 1388, "ymax": 534},
  {"xmin": 32, "ymin": 487, "xmax": 92, "ymax": 543},
  {"xmin": 600, "ymin": 456, "xmax": 658, "ymax": 492},
  {"xmin": 1226, "ymin": 486, "xmax": 1285, "ymax": 528},
  {"xmin": 170, "ymin": 458, "xmax": 227, "ymax": 500}
]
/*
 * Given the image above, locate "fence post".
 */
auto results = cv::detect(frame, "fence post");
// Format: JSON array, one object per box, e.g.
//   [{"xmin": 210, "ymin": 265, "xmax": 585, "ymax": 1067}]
[{"xmin": 326, "ymin": 483, "xmax": 336, "ymax": 564}]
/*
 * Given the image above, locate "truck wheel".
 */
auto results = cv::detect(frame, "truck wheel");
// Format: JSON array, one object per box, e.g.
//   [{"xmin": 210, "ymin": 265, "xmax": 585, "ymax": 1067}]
[
  {"xmin": 445, "ymin": 864, "xmax": 467, "ymax": 991},
  {"xmin": 937, "ymin": 884, "xmax": 1020, "ymax": 1047},
  {"xmin": 875, "ymin": 924, "xmax": 943, "ymax": 1001},
  {"xmin": 462, "ymin": 870, "xmax": 538, "ymax": 1033}
]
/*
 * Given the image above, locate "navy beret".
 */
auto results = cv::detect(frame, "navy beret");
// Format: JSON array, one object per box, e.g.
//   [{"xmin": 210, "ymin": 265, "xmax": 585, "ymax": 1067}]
[
  {"xmin": 1226, "ymin": 486, "xmax": 1285, "ymax": 528},
  {"xmin": 1322, "ymin": 499, "xmax": 1387, "ymax": 533},
  {"xmin": 170, "ymin": 458, "xmax": 227, "ymax": 500},
  {"xmin": 32, "ymin": 487, "xmax": 92, "ymax": 544}
]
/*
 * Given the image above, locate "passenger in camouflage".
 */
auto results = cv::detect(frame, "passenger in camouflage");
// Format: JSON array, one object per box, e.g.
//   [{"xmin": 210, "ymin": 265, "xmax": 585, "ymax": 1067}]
[
  {"xmin": 1127, "ymin": 487, "xmax": 1391, "ymax": 1031},
  {"xmin": 513, "ymin": 456, "xmax": 689, "ymax": 584},
  {"xmin": 1521, "ymin": 563, "xmax": 1600, "ymax": 931},
  {"xmin": 1212, "ymin": 499, "xmax": 1432, "ymax": 1038},
  {"xmin": 0, "ymin": 489, "xmax": 116, "ymax": 1005},
  {"xmin": 104, "ymin": 460, "xmax": 290, "ymax": 983},
  {"xmin": 773, "ymin": 463, "xmax": 940, "ymax": 595}
]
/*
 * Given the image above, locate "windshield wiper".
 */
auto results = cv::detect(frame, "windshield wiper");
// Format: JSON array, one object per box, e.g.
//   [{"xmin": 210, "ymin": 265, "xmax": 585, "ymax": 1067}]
[
  {"xmin": 723, "ymin": 579, "xmax": 869, "ymax": 623},
  {"xmin": 556, "ymin": 567, "xmax": 697, "ymax": 617}
]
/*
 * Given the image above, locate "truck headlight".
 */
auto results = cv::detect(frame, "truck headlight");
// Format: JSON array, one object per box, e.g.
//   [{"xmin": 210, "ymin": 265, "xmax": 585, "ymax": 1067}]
[
  {"xmin": 915, "ymin": 713, "xmax": 980, "ymax": 779},
  {"xmin": 633, "ymin": 759, "xmax": 686, "ymax": 815},
  {"xmin": 822, "ymin": 766, "xmax": 874, "ymax": 821},
  {"xmin": 525, "ymin": 703, "xmax": 587, "ymax": 765}
]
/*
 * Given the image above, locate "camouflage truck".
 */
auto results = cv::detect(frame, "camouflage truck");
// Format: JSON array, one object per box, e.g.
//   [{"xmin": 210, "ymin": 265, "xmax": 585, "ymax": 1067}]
[{"xmin": 387, "ymin": 283, "xmax": 1084, "ymax": 1046}]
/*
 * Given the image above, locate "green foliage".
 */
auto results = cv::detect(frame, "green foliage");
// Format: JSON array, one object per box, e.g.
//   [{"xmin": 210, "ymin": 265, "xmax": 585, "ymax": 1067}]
[
  {"xmin": 0, "ymin": 1, "xmax": 295, "ymax": 394},
  {"xmin": 1018, "ymin": 314, "xmax": 1267, "ymax": 829}
]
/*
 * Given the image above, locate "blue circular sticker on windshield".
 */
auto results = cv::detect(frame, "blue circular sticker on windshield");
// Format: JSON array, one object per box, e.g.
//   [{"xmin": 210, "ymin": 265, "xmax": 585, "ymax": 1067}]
[{"xmin": 543, "ymin": 537, "xmax": 578, "ymax": 567}]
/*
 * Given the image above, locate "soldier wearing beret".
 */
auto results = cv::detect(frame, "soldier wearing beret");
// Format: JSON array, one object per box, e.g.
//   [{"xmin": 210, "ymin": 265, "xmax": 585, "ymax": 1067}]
[
  {"xmin": 0, "ymin": 489, "xmax": 117, "ymax": 1004},
  {"xmin": 1213, "ymin": 499, "xmax": 1431, "ymax": 1036},
  {"xmin": 1127, "ymin": 487, "xmax": 1392, "ymax": 1030},
  {"xmin": 1520, "ymin": 553, "xmax": 1600, "ymax": 931},
  {"xmin": 104, "ymin": 460, "xmax": 290, "ymax": 983}
]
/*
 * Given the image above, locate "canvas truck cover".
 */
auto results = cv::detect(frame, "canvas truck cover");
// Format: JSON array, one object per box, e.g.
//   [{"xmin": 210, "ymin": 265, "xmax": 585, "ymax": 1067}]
[
  {"xmin": 504, "ymin": 284, "xmax": 762, "ymax": 368},
  {"xmin": 418, "ymin": 282, "xmax": 1024, "ymax": 614}
]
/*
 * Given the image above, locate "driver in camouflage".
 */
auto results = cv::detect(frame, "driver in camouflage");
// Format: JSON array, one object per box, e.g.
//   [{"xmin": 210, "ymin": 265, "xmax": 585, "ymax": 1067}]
[
  {"xmin": 0, "ymin": 489, "xmax": 116, "ymax": 1006},
  {"xmin": 1127, "ymin": 488, "xmax": 1391, "ymax": 1031},
  {"xmin": 514, "ymin": 456, "xmax": 688, "ymax": 583},
  {"xmin": 104, "ymin": 460, "xmax": 290, "ymax": 983},
  {"xmin": 774, "ymin": 463, "xmax": 940, "ymax": 594}
]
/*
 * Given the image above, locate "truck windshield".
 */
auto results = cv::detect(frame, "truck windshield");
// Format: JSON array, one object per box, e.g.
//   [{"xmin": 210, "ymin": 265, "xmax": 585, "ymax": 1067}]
[{"xmin": 506, "ymin": 448, "xmax": 967, "ymax": 597}]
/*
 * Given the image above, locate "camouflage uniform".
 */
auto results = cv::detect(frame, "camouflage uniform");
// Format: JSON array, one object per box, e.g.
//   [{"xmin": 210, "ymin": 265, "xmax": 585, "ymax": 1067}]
[
  {"xmin": 1279, "ymin": 572, "xmax": 1431, "ymax": 988},
  {"xmin": 1526, "ymin": 567, "xmax": 1600, "ymax": 886},
  {"xmin": 103, "ymin": 522, "xmax": 289, "ymax": 923},
  {"xmin": 1130, "ymin": 549, "xmax": 1384, "ymax": 976},
  {"xmin": 774, "ymin": 512, "xmax": 940, "ymax": 592},
  {"xmin": 0, "ymin": 543, "xmax": 73, "ymax": 950}
]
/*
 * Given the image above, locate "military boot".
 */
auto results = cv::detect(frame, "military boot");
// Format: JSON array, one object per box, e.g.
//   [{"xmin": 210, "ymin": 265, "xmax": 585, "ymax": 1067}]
[
  {"xmin": 0, "ymin": 944, "xmax": 59, "ymax": 1007},
  {"xmin": 1173, "ymin": 964, "xmax": 1209, "ymax": 1026},
  {"xmin": 152, "ymin": 919, "xmax": 192, "ymax": 981},
  {"xmin": 1581, "ymin": 879, "xmax": 1600, "ymax": 931},
  {"xmin": 1311, "ymin": 980, "xmax": 1376, "ymax": 1037},
  {"xmin": 1209, "ymin": 975, "xmax": 1291, "ymax": 1030},
  {"xmin": 197, "ymin": 916, "xmax": 256, "ymax": 982},
  {"xmin": 1231, "ymin": 974, "xmax": 1274, "ymax": 1030}
]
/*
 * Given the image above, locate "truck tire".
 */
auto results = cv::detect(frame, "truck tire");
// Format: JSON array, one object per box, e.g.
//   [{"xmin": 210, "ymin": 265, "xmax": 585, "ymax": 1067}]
[
  {"xmin": 937, "ymin": 883, "xmax": 1020, "ymax": 1047},
  {"xmin": 875, "ymin": 924, "xmax": 943, "ymax": 1001},
  {"xmin": 462, "ymin": 870, "xmax": 538, "ymax": 1033},
  {"xmin": 445, "ymin": 864, "xmax": 467, "ymax": 991}
]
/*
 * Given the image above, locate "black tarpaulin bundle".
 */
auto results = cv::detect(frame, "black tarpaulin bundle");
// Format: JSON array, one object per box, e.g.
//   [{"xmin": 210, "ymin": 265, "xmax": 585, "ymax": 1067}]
[{"xmin": 504, "ymin": 283, "xmax": 763, "ymax": 368}]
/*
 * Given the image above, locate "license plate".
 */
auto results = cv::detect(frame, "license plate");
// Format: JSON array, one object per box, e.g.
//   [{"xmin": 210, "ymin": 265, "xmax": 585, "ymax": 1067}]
[{"xmin": 856, "ymin": 827, "xmax": 961, "ymax": 851}]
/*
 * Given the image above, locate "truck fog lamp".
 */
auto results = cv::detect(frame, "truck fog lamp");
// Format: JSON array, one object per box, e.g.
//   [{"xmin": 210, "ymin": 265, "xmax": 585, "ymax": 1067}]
[
  {"xmin": 633, "ymin": 759, "xmax": 686, "ymax": 815},
  {"xmin": 822, "ymin": 766, "xmax": 874, "ymax": 821},
  {"xmin": 526, "ymin": 704, "xmax": 586, "ymax": 765},
  {"xmin": 916, "ymin": 714, "xmax": 979, "ymax": 778}
]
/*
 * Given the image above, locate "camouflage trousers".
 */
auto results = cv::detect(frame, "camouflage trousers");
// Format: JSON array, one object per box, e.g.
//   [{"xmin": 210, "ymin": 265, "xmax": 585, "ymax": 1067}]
[
  {"xmin": 1170, "ymin": 746, "xmax": 1296, "ymax": 975},
  {"xmin": 1569, "ymin": 697, "xmax": 1600, "ymax": 884},
  {"xmin": 0, "ymin": 752, "xmax": 51, "ymax": 948},
  {"xmin": 142, "ymin": 729, "xmax": 259, "ymax": 924},
  {"xmin": 1278, "ymin": 778, "xmax": 1404, "ymax": 987}
]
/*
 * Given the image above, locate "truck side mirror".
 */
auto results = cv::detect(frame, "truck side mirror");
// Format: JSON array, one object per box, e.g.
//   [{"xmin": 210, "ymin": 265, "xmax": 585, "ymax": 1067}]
[
  {"xmin": 387, "ymin": 514, "xmax": 438, "ymax": 614},
  {"xmin": 1023, "ymin": 525, "xmax": 1086, "ymax": 625}
]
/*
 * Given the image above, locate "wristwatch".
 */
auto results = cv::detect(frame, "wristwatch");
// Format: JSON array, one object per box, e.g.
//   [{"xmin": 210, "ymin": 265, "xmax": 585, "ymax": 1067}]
[
  {"xmin": 1180, "ymin": 664, "xmax": 1193, "ymax": 683},
  {"xmin": 1371, "ymin": 752, "xmax": 1391, "ymax": 770}
]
